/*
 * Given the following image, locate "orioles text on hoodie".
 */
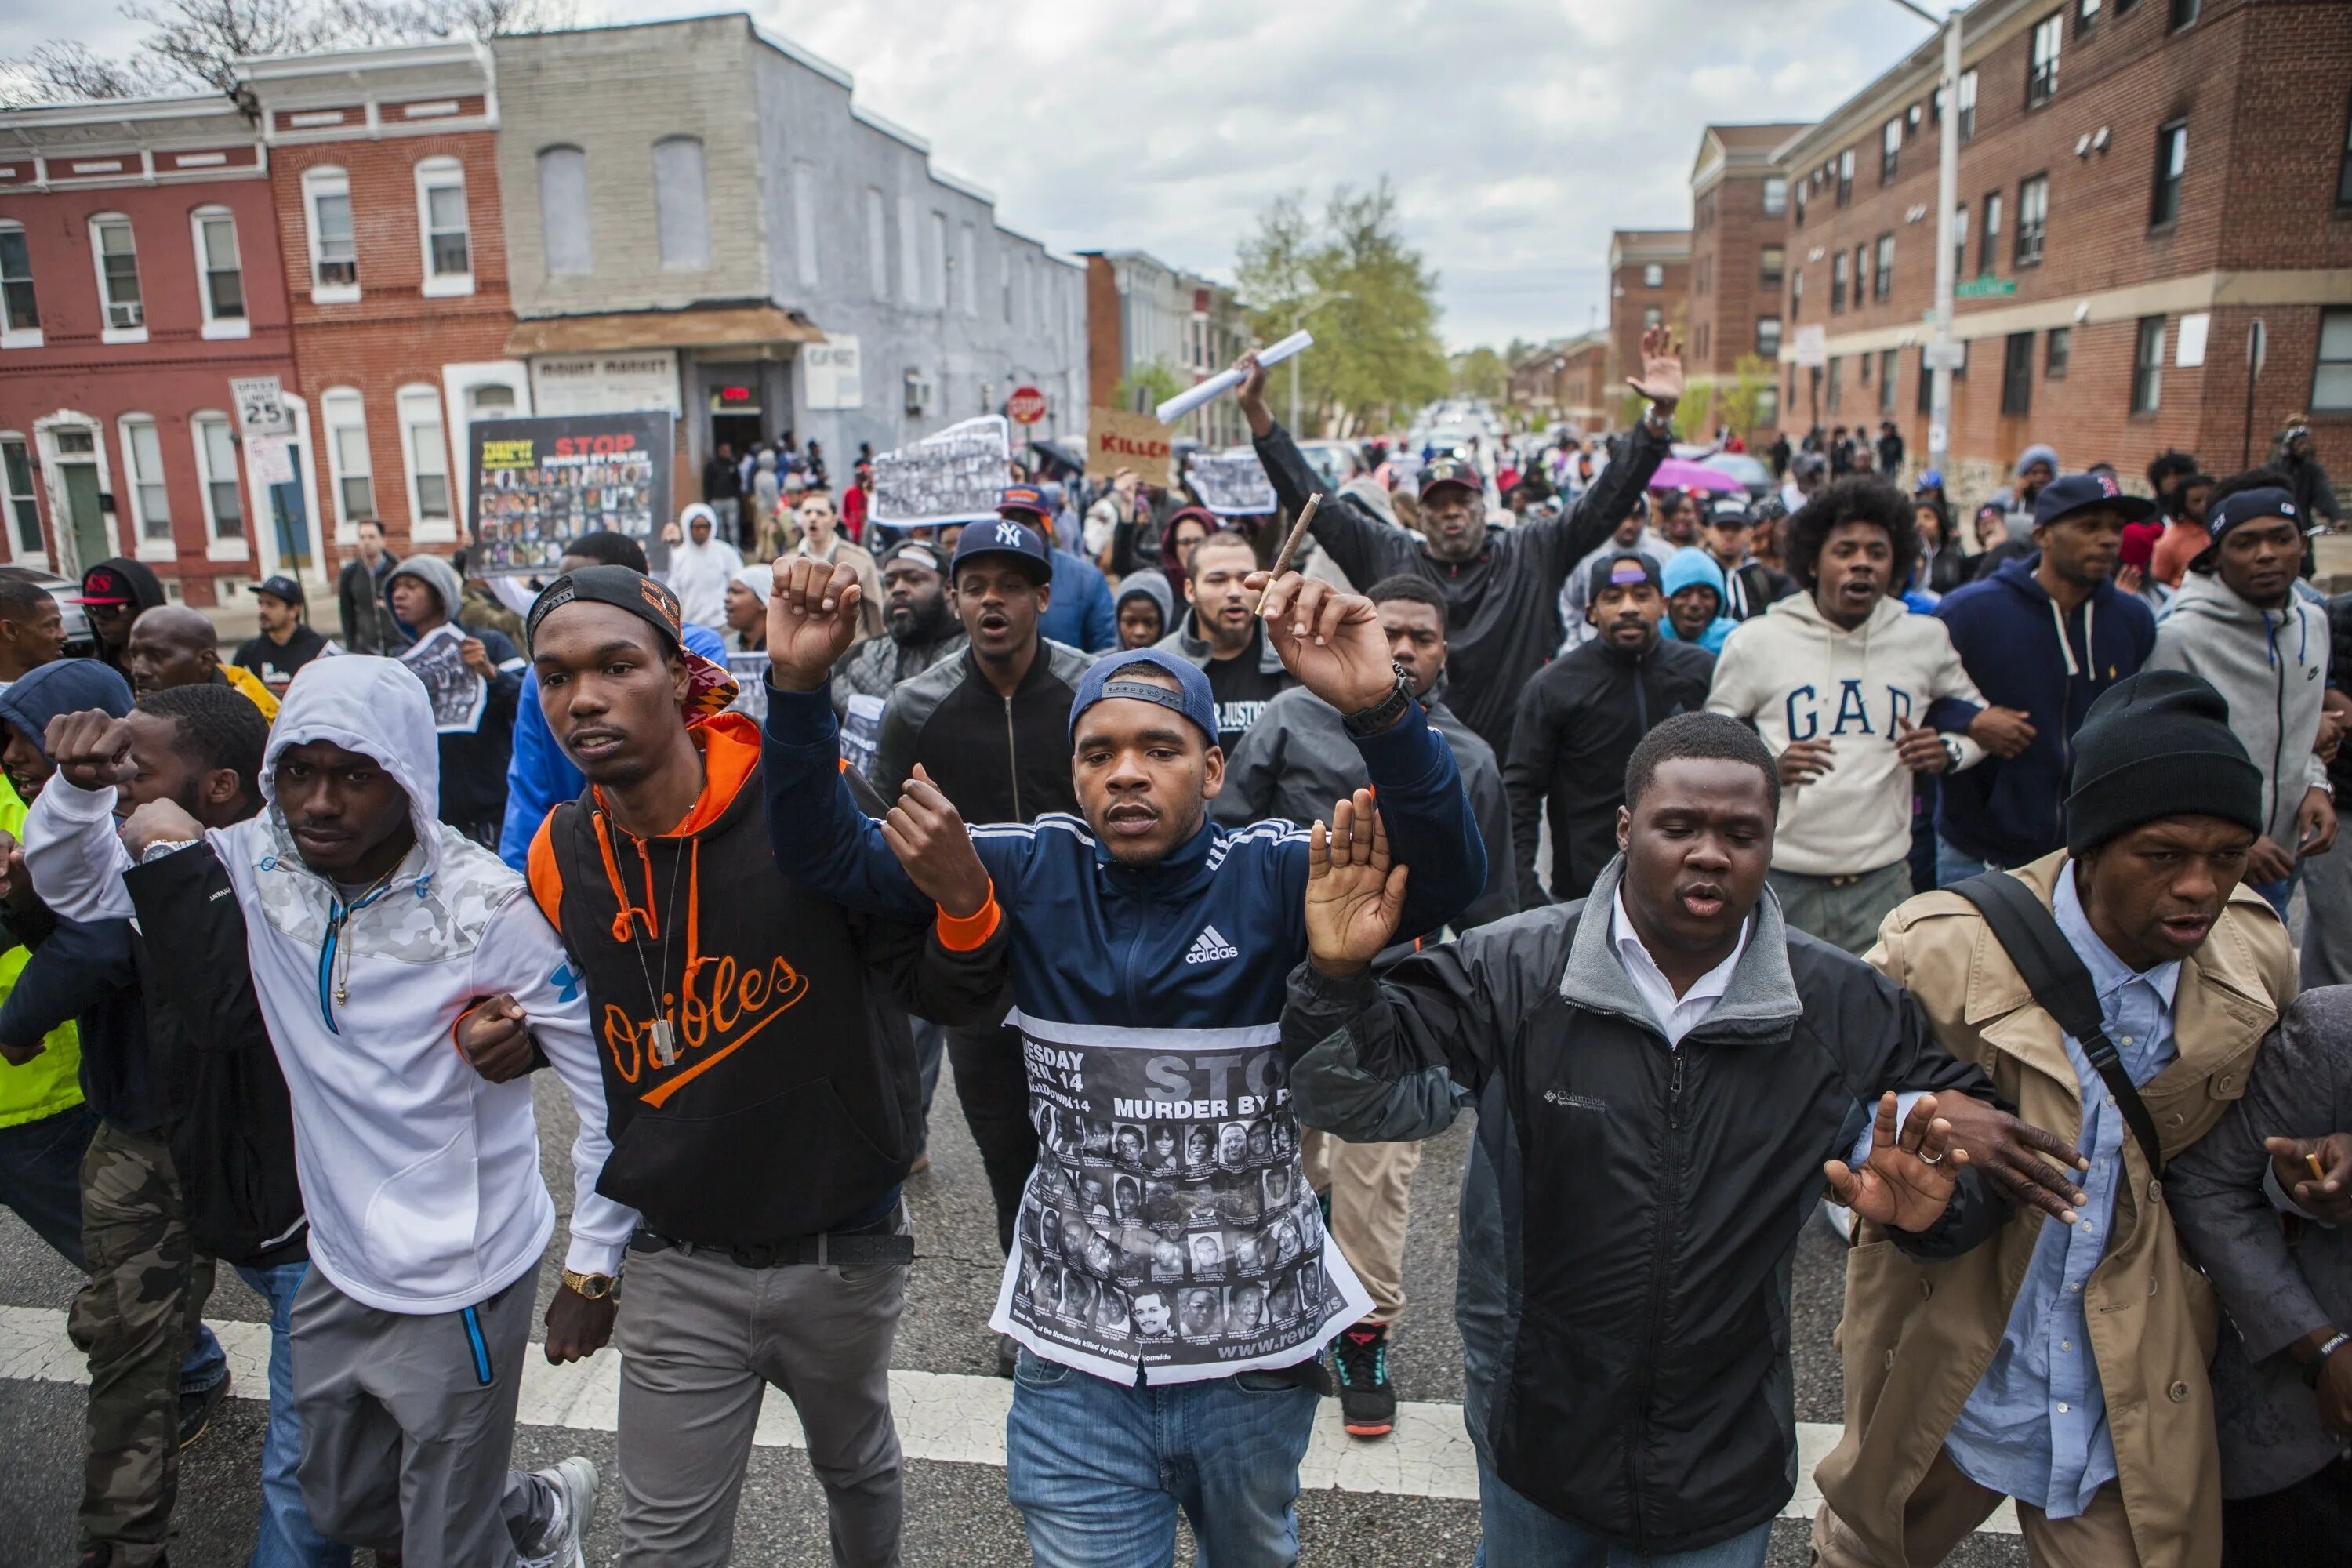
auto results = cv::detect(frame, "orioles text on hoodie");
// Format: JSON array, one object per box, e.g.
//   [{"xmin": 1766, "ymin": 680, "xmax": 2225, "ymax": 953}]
[
  {"xmin": 1705, "ymin": 593, "xmax": 1988, "ymax": 877},
  {"xmin": 31, "ymin": 657, "xmax": 637, "ymax": 1314}
]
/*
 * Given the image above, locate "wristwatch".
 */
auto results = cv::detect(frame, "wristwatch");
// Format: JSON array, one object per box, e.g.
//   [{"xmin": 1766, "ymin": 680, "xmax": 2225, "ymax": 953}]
[
  {"xmin": 561, "ymin": 1269, "xmax": 617, "ymax": 1301},
  {"xmin": 2302, "ymin": 1330, "xmax": 2350, "ymax": 1388},
  {"xmin": 1940, "ymin": 735, "xmax": 1965, "ymax": 771},
  {"xmin": 1343, "ymin": 663, "xmax": 1416, "ymax": 738}
]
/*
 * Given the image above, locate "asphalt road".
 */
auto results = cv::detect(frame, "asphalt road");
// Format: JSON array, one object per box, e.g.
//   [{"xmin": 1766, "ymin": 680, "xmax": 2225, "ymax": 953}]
[{"xmin": 0, "ymin": 1069, "xmax": 2026, "ymax": 1567}]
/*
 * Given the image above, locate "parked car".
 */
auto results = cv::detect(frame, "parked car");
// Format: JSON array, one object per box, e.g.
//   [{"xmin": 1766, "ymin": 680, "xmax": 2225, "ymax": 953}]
[{"xmin": 0, "ymin": 565, "xmax": 98, "ymax": 658}]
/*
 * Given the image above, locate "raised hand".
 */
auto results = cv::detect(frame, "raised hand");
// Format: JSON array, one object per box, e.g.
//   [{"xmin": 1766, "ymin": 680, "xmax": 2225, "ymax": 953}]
[
  {"xmin": 455, "ymin": 993, "xmax": 536, "ymax": 1084},
  {"xmin": 44, "ymin": 710, "xmax": 137, "ymax": 793},
  {"xmin": 120, "ymin": 799, "xmax": 205, "ymax": 860},
  {"xmin": 1305, "ymin": 788, "xmax": 1407, "ymax": 978},
  {"xmin": 768, "ymin": 556, "xmax": 866, "ymax": 692},
  {"xmin": 883, "ymin": 763, "xmax": 991, "ymax": 918},
  {"xmin": 1250, "ymin": 572, "xmax": 1396, "ymax": 717},
  {"xmin": 1824, "ymin": 1091, "xmax": 1969, "ymax": 1233},
  {"xmin": 1234, "ymin": 351, "xmax": 1272, "ymax": 436},
  {"xmin": 1625, "ymin": 324, "xmax": 1685, "ymax": 415}
]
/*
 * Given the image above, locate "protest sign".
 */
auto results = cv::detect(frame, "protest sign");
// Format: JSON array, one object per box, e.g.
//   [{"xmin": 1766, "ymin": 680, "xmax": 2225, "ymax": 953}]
[
  {"xmin": 469, "ymin": 412, "xmax": 671, "ymax": 577},
  {"xmin": 398, "ymin": 624, "xmax": 488, "ymax": 734},
  {"xmin": 1183, "ymin": 451, "xmax": 1278, "ymax": 517},
  {"xmin": 1085, "ymin": 408, "xmax": 1175, "ymax": 488},
  {"xmin": 989, "ymin": 1009, "xmax": 1371, "ymax": 1383},
  {"xmin": 870, "ymin": 416, "xmax": 1011, "ymax": 528}
]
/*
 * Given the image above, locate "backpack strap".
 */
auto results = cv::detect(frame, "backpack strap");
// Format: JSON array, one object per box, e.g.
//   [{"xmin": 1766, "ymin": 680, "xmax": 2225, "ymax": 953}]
[{"xmin": 1949, "ymin": 870, "xmax": 2165, "ymax": 1178}]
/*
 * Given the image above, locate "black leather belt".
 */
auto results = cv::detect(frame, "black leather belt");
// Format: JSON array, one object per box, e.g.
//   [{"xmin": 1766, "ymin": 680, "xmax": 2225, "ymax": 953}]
[{"xmin": 629, "ymin": 1210, "xmax": 911, "ymax": 1269}]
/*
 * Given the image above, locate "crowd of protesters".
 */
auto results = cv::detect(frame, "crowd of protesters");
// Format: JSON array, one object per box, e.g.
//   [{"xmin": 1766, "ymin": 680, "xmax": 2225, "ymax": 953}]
[{"xmin": 0, "ymin": 315, "xmax": 2347, "ymax": 1568}]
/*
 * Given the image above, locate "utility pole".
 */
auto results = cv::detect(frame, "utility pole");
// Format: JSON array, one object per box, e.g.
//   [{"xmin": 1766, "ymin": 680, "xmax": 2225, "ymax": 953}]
[{"xmin": 1887, "ymin": 0, "xmax": 1965, "ymax": 483}]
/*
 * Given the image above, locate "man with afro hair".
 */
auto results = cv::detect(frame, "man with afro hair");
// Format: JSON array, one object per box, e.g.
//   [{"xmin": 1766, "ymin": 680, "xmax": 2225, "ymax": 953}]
[{"xmin": 1704, "ymin": 477, "xmax": 1994, "ymax": 953}]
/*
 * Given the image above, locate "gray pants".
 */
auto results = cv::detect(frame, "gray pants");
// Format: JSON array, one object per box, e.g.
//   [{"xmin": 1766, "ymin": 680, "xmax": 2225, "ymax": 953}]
[
  {"xmin": 615, "ymin": 1229, "xmax": 908, "ymax": 1566},
  {"xmin": 289, "ymin": 1266, "xmax": 543, "ymax": 1566},
  {"xmin": 2302, "ymin": 841, "xmax": 2352, "ymax": 986},
  {"xmin": 1768, "ymin": 860, "xmax": 1915, "ymax": 956}
]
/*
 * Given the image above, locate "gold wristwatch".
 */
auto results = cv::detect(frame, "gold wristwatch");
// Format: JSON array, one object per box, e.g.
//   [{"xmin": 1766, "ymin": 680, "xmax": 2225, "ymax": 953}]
[{"xmin": 561, "ymin": 1269, "xmax": 616, "ymax": 1300}]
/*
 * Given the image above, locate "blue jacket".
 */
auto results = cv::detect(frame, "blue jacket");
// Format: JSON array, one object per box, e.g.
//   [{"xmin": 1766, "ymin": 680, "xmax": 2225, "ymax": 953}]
[
  {"xmin": 499, "ymin": 621, "xmax": 726, "ymax": 871},
  {"xmin": 1036, "ymin": 547, "xmax": 1118, "ymax": 655},
  {"xmin": 1932, "ymin": 554, "xmax": 2157, "ymax": 866}
]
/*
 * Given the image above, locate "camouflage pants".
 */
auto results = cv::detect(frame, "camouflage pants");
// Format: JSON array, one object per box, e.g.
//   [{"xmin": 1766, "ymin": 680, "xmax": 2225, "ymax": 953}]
[{"xmin": 67, "ymin": 1121, "xmax": 215, "ymax": 1566}]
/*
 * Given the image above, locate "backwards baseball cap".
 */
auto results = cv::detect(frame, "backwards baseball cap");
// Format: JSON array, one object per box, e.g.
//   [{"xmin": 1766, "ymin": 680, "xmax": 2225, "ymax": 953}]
[
  {"xmin": 1418, "ymin": 457, "xmax": 1479, "ymax": 499},
  {"xmin": 72, "ymin": 562, "xmax": 141, "ymax": 606},
  {"xmin": 1791, "ymin": 451, "xmax": 1828, "ymax": 480},
  {"xmin": 1587, "ymin": 551, "xmax": 1662, "ymax": 601},
  {"xmin": 1068, "ymin": 646, "xmax": 1218, "ymax": 746},
  {"xmin": 524, "ymin": 564, "xmax": 738, "ymax": 720},
  {"xmin": 2205, "ymin": 485, "xmax": 2299, "ymax": 544},
  {"xmin": 997, "ymin": 485, "xmax": 1052, "ymax": 521},
  {"xmin": 880, "ymin": 539, "xmax": 945, "ymax": 573},
  {"xmin": 2033, "ymin": 471, "xmax": 2157, "ymax": 528},
  {"xmin": 953, "ymin": 515, "xmax": 1054, "ymax": 584},
  {"xmin": 1704, "ymin": 495, "xmax": 1753, "ymax": 528},
  {"xmin": 254, "ymin": 574, "xmax": 304, "ymax": 606}
]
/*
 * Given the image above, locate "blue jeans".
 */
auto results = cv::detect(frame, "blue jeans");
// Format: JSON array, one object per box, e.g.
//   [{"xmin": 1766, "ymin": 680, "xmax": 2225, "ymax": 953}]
[
  {"xmin": 0, "ymin": 1102, "xmax": 227, "ymax": 1396},
  {"xmin": 1472, "ymin": 1460, "xmax": 1773, "ymax": 1568},
  {"xmin": 1004, "ymin": 1348, "xmax": 1319, "ymax": 1567},
  {"xmin": 235, "ymin": 1260, "xmax": 350, "ymax": 1568},
  {"xmin": 1936, "ymin": 837, "xmax": 1994, "ymax": 889},
  {"xmin": 2252, "ymin": 869, "xmax": 2299, "ymax": 920}
]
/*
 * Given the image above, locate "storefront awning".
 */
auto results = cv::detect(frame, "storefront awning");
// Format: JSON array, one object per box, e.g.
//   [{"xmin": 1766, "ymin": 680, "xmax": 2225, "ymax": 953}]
[{"xmin": 506, "ymin": 305, "xmax": 826, "ymax": 357}]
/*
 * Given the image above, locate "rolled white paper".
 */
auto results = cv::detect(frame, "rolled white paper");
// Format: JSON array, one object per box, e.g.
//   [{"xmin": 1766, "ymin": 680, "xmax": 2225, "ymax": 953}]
[{"xmin": 1155, "ymin": 329, "xmax": 1316, "ymax": 424}]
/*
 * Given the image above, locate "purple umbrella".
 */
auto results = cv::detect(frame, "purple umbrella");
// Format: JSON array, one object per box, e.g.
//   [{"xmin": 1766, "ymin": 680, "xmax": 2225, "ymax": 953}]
[{"xmin": 1650, "ymin": 458, "xmax": 1747, "ymax": 494}]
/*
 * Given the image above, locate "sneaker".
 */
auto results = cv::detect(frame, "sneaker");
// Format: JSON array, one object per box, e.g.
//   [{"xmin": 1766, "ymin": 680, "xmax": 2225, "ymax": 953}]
[
  {"xmin": 177, "ymin": 1370, "xmax": 230, "ymax": 1449},
  {"xmin": 1332, "ymin": 1322, "xmax": 1396, "ymax": 1439},
  {"xmin": 516, "ymin": 1454, "xmax": 598, "ymax": 1568}
]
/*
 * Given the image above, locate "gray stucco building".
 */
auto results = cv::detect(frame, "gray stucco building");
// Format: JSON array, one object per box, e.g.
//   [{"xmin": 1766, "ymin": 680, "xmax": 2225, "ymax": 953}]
[{"xmin": 489, "ymin": 13, "xmax": 1084, "ymax": 506}]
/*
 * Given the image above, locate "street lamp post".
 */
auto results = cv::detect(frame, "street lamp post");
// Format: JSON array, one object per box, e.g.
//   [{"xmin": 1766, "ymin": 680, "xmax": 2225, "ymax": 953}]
[
  {"xmin": 1888, "ymin": 0, "xmax": 1965, "ymax": 484},
  {"xmin": 1288, "ymin": 289, "xmax": 1353, "ymax": 434}
]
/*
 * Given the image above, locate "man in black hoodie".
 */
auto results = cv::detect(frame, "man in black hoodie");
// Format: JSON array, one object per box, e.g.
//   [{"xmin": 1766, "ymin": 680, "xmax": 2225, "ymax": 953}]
[
  {"xmin": 70, "ymin": 557, "xmax": 167, "ymax": 682},
  {"xmin": 1505, "ymin": 553, "xmax": 1715, "ymax": 905}
]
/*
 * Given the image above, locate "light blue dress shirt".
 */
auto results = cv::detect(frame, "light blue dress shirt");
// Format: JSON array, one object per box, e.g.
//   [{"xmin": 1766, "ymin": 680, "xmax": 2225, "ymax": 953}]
[{"xmin": 1941, "ymin": 860, "xmax": 2181, "ymax": 1518}]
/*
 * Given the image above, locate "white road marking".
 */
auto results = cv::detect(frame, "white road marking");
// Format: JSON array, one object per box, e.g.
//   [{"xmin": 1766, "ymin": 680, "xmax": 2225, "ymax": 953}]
[{"xmin": 0, "ymin": 1303, "xmax": 2017, "ymax": 1530}]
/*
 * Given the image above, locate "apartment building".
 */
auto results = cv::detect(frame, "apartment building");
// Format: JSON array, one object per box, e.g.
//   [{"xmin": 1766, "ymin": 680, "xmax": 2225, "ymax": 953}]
[
  {"xmin": 1686, "ymin": 122, "xmax": 1808, "ymax": 432},
  {"xmin": 1081, "ymin": 249, "xmax": 1251, "ymax": 448},
  {"xmin": 1506, "ymin": 332, "xmax": 1612, "ymax": 434},
  {"xmin": 1606, "ymin": 230, "xmax": 1691, "ymax": 416},
  {"xmin": 1773, "ymin": 0, "xmax": 2352, "ymax": 500}
]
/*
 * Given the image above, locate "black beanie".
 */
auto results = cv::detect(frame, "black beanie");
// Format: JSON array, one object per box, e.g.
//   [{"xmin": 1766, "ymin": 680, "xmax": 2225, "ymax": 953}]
[{"xmin": 2065, "ymin": 669, "xmax": 2263, "ymax": 855}]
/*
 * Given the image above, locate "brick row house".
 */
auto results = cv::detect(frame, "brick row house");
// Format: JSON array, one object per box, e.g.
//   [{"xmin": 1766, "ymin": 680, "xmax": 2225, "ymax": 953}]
[
  {"xmin": 1769, "ymin": 0, "xmax": 2352, "ymax": 500},
  {"xmin": 1685, "ymin": 123, "xmax": 1807, "ymax": 433},
  {"xmin": 1604, "ymin": 230, "xmax": 1690, "ymax": 424},
  {"xmin": 0, "ymin": 96, "xmax": 299, "ymax": 604}
]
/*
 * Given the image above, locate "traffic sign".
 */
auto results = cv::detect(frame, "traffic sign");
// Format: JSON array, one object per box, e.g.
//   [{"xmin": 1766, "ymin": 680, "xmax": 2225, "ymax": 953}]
[
  {"xmin": 1007, "ymin": 385, "xmax": 1047, "ymax": 425},
  {"xmin": 1955, "ymin": 276, "xmax": 2016, "ymax": 299},
  {"xmin": 230, "ymin": 376, "xmax": 291, "ymax": 438}
]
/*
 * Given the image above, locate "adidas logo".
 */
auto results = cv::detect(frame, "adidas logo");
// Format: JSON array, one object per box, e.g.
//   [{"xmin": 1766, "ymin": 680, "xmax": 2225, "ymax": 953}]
[{"xmin": 1184, "ymin": 924, "xmax": 1240, "ymax": 965}]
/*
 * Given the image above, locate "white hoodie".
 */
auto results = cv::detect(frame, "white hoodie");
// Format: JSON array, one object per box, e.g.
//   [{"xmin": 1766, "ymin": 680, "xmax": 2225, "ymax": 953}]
[
  {"xmin": 1707, "ymin": 592, "xmax": 1987, "ymax": 877},
  {"xmin": 27, "ymin": 657, "xmax": 636, "ymax": 1314}
]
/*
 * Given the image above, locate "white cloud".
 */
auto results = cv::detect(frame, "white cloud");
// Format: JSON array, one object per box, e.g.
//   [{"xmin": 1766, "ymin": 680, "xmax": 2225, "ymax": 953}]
[{"xmin": 13, "ymin": 0, "xmax": 1936, "ymax": 350}]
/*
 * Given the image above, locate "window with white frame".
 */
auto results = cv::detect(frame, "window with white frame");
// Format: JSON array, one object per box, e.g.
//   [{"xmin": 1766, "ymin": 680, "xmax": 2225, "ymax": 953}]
[
  {"xmin": 1, "ymin": 437, "xmax": 42, "ymax": 555},
  {"xmin": 0, "ymin": 222, "xmax": 40, "ymax": 346},
  {"xmin": 865, "ymin": 187, "xmax": 888, "ymax": 299},
  {"xmin": 321, "ymin": 390, "xmax": 376, "ymax": 523},
  {"xmin": 1762, "ymin": 175, "xmax": 1788, "ymax": 216},
  {"xmin": 652, "ymin": 137, "xmax": 710, "ymax": 271},
  {"xmin": 191, "ymin": 412, "xmax": 242, "ymax": 542},
  {"xmin": 898, "ymin": 195, "xmax": 920, "ymax": 302},
  {"xmin": 2027, "ymin": 12, "xmax": 2063, "ymax": 107},
  {"xmin": 190, "ymin": 205, "xmax": 245, "ymax": 335},
  {"xmin": 1957, "ymin": 68, "xmax": 1979, "ymax": 140},
  {"xmin": 537, "ymin": 147, "xmax": 592, "ymax": 277},
  {"xmin": 2312, "ymin": 308, "xmax": 2352, "ymax": 413},
  {"xmin": 90, "ymin": 216, "xmax": 143, "ymax": 334},
  {"xmin": 414, "ymin": 157, "xmax": 473, "ymax": 294},
  {"xmin": 1643, "ymin": 263, "xmax": 1664, "ymax": 288},
  {"xmin": 960, "ymin": 222, "xmax": 978, "ymax": 316},
  {"xmin": 398, "ymin": 387, "xmax": 451, "ymax": 531},
  {"xmin": 929, "ymin": 211, "xmax": 948, "ymax": 308},
  {"xmin": 792, "ymin": 160, "xmax": 820, "ymax": 288},
  {"xmin": 118, "ymin": 415, "xmax": 169, "ymax": 543},
  {"xmin": 303, "ymin": 166, "xmax": 358, "ymax": 298}
]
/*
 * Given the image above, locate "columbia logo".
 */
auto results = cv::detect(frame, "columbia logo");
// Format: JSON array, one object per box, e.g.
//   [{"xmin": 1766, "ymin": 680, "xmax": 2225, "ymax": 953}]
[{"xmin": 1184, "ymin": 924, "xmax": 1240, "ymax": 965}]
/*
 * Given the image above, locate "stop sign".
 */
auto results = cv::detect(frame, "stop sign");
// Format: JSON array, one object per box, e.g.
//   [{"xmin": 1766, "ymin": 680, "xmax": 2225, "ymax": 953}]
[{"xmin": 1007, "ymin": 385, "xmax": 1047, "ymax": 425}]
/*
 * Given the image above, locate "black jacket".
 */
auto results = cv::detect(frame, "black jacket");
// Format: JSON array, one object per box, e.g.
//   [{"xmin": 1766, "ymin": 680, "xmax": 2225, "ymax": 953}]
[
  {"xmin": 337, "ymin": 554, "xmax": 405, "ymax": 657},
  {"xmin": 437, "ymin": 622, "xmax": 524, "ymax": 838},
  {"xmin": 870, "ymin": 639, "xmax": 1094, "ymax": 822},
  {"xmin": 1504, "ymin": 635, "xmax": 1715, "ymax": 906},
  {"xmin": 1722, "ymin": 559, "xmax": 1798, "ymax": 621},
  {"xmin": 121, "ymin": 842, "xmax": 307, "ymax": 1267},
  {"xmin": 88, "ymin": 557, "xmax": 167, "ymax": 679},
  {"xmin": 234, "ymin": 623, "xmax": 335, "ymax": 696},
  {"xmin": 1254, "ymin": 416, "xmax": 1666, "ymax": 756},
  {"xmin": 0, "ymin": 903, "xmax": 155, "ymax": 1131},
  {"xmin": 1279, "ymin": 862, "xmax": 2001, "ymax": 1555}
]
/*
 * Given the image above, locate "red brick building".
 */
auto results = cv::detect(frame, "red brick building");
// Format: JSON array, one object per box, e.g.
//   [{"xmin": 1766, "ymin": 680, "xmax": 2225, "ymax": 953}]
[
  {"xmin": 1507, "ymin": 332, "xmax": 1613, "ymax": 433},
  {"xmin": 239, "ymin": 40, "xmax": 523, "ymax": 597},
  {"xmin": 1606, "ymin": 230, "xmax": 1690, "ymax": 421},
  {"xmin": 1687, "ymin": 123, "xmax": 1807, "ymax": 434},
  {"xmin": 1772, "ymin": 0, "xmax": 2352, "ymax": 505},
  {"xmin": 0, "ymin": 95, "xmax": 299, "ymax": 603}
]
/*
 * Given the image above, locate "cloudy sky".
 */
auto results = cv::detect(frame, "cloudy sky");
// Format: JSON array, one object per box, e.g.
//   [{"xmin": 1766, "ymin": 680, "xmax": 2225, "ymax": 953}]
[{"xmin": 21, "ymin": 0, "xmax": 1936, "ymax": 350}]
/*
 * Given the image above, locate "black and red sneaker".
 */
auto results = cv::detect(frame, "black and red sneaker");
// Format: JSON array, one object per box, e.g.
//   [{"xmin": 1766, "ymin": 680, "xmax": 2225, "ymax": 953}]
[{"xmin": 1331, "ymin": 1321, "xmax": 1396, "ymax": 1438}]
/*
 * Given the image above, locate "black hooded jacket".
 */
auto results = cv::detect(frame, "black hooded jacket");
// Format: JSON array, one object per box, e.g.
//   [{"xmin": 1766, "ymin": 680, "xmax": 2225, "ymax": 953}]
[
  {"xmin": 87, "ymin": 557, "xmax": 166, "ymax": 679},
  {"xmin": 1503, "ymin": 633, "xmax": 1715, "ymax": 906}
]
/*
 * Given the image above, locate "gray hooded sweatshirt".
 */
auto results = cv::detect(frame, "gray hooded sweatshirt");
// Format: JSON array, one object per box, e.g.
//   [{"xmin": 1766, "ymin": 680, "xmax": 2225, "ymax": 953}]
[{"xmin": 2146, "ymin": 572, "xmax": 2331, "ymax": 850}]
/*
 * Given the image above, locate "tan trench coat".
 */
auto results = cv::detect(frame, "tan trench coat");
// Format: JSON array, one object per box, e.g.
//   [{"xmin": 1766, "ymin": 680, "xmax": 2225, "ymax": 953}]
[{"xmin": 1813, "ymin": 851, "xmax": 2296, "ymax": 1568}]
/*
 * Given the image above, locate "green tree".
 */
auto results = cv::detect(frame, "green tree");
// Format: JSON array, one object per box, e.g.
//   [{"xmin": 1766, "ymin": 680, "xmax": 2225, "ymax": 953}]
[
  {"xmin": 1714, "ymin": 355, "xmax": 1774, "ymax": 444},
  {"xmin": 1112, "ymin": 360, "xmax": 1185, "ymax": 418},
  {"xmin": 1452, "ymin": 347, "xmax": 1507, "ymax": 401}
]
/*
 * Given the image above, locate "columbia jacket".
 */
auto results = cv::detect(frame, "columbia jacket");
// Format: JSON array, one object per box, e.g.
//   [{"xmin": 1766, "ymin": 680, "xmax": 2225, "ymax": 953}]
[
  {"xmin": 1932, "ymin": 555, "xmax": 2157, "ymax": 866},
  {"xmin": 1214, "ymin": 681, "xmax": 1515, "ymax": 930},
  {"xmin": 1254, "ymin": 416, "xmax": 1668, "ymax": 754},
  {"xmin": 1706, "ymin": 593, "xmax": 1987, "ymax": 877},
  {"xmin": 764, "ymin": 676, "xmax": 1485, "ymax": 1385},
  {"xmin": 130, "ymin": 658, "xmax": 630, "ymax": 1313},
  {"xmin": 1279, "ymin": 858, "xmax": 2000, "ymax": 1554},
  {"xmin": 1505, "ymin": 634, "xmax": 1715, "ymax": 905},
  {"xmin": 869, "ymin": 640, "xmax": 1094, "ymax": 819},
  {"xmin": 2145, "ymin": 572, "xmax": 2331, "ymax": 852}
]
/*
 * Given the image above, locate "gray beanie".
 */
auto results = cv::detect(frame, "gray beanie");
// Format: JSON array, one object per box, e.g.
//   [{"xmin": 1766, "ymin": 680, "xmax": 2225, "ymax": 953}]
[
  {"xmin": 387, "ymin": 554, "xmax": 466, "ymax": 622},
  {"xmin": 1114, "ymin": 568, "xmax": 1175, "ymax": 630}
]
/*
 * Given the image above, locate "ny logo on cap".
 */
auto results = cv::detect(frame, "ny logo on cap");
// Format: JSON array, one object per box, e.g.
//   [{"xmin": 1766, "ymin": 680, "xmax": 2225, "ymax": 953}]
[{"xmin": 995, "ymin": 521, "xmax": 1027, "ymax": 547}]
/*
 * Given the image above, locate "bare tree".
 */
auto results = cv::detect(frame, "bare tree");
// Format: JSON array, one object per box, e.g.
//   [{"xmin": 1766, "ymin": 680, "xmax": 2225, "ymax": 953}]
[{"xmin": 0, "ymin": 39, "xmax": 145, "ymax": 105}]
